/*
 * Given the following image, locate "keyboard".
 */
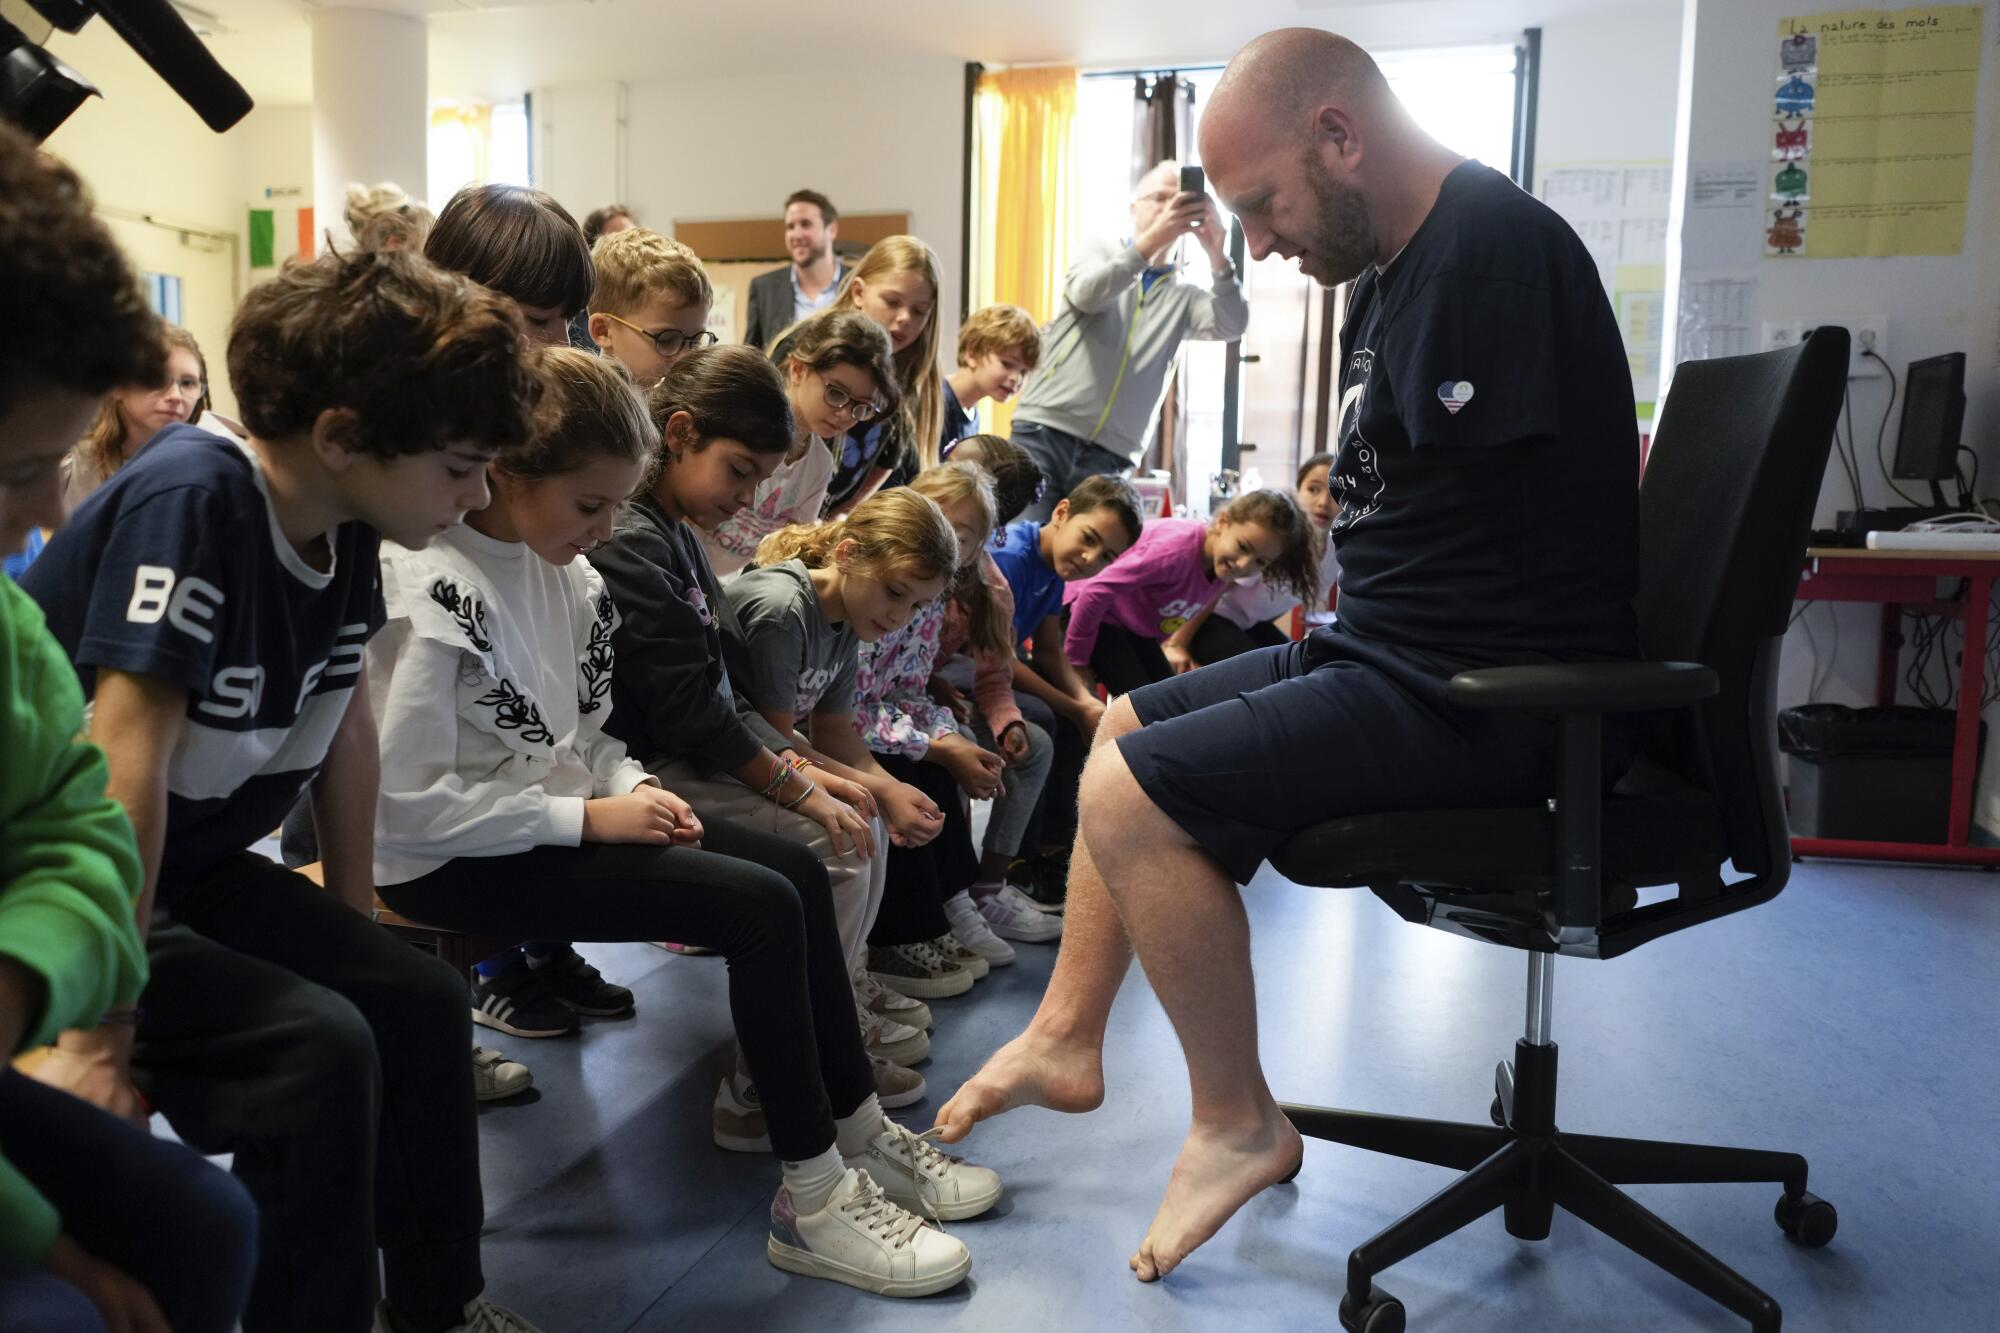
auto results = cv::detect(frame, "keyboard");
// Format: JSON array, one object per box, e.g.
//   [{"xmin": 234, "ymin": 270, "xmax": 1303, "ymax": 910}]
[{"xmin": 1865, "ymin": 530, "xmax": 2000, "ymax": 551}]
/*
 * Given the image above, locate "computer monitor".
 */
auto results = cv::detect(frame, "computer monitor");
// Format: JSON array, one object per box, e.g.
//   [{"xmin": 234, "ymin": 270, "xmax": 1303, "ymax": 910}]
[{"xmin": 1893, "ymin": 352, "xmax": 1967, "ymax": 507}]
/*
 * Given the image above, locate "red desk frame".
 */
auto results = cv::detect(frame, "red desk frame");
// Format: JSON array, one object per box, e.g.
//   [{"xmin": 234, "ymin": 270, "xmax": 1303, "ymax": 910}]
[{"xmin": 1792, "ymin": 547, "xmax": 2000, "ymax": 865}]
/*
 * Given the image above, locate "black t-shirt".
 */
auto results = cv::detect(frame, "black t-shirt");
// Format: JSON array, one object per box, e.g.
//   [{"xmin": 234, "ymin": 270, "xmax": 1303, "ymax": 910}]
[
  {"xmin": 1329, "ymin": 160, "xmax": 1638, "ymax": 660},
  {"xmin": 22, "ymin": 425, "xmax": 385, "ymax": 890}
]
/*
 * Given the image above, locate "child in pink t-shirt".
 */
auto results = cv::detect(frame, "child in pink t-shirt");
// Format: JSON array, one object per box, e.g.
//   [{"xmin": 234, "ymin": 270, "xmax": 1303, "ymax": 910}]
[{"xmin": 1061, "ymin": 488, "xmax": 1320, "ymax": 696}]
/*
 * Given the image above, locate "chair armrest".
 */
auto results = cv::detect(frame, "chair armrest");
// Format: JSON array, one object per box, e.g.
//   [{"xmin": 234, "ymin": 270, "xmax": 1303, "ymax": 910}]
[{"xmin": 1447, "ymin": 661, "xmax": 1717, "ymax": 714}]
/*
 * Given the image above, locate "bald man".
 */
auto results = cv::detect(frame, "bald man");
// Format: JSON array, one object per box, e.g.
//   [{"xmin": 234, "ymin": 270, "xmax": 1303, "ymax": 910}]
[{"xmin": 935, "ymin": 28, "xmax": 1641, "ymax": 1283}]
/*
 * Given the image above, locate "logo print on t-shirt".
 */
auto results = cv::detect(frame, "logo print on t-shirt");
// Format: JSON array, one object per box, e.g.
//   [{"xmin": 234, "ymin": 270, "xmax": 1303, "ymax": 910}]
[
  {"xmin": 1437, "ymin": 381, "xmax": 1476, "ymax": 415},
  {"xmin": 1332, "ymin": 348, "xmax": 1383, "ymax": 531}
]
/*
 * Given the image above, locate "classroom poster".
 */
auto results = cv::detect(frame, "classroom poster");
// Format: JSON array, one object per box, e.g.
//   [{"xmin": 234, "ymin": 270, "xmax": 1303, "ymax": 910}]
[
  {"xmin": 1769, "ymin": 6, "xmax": 1983, "ymax": 257},
  {"xmin": 1539, "ymin": 161, "xmax": 1672, "ymax": 410}
]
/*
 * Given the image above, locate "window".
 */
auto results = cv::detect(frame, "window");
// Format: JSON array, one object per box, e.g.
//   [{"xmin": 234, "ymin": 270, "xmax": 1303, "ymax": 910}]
[{"xmin": 428, "ymin": 99, "xmax": 533, "ymax": 208}]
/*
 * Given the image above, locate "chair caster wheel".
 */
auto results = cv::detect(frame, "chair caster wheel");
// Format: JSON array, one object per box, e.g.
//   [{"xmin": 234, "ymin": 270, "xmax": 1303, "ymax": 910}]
[
  {"xmin": 1489, "ymin": 1095, "xmax": 1506, "ymax": 1127},
  {"xmin": 1774, "ymin": 1191, "xmax": 1837, "ymax": 1247},
  {"xmin": 1339, "ymin": 1284, "xmax": 1405, "ymax": 1333}
]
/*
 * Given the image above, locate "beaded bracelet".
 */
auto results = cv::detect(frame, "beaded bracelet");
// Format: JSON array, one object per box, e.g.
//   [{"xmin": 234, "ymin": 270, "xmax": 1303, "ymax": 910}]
[{"xmin": 780, "ymin": 778, "xmax": 818, "ymax": 812}]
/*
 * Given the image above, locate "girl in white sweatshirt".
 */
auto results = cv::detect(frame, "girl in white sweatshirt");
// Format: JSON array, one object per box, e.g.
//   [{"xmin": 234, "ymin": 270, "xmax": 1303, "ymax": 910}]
[{"xmin": 367, "ymin": 347, "xmax": 993, "ymax": 1297}]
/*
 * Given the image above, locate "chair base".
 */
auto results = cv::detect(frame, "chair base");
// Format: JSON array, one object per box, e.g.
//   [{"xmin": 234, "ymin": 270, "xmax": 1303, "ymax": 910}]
[{"xmin": 1282, "ymin": 1039, "xmax": 1834, "ymax": 1333}]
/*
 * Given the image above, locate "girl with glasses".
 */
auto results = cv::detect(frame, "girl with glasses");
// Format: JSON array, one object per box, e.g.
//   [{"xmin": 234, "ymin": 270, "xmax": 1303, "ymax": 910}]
[
  {"xmin": 64, "ymin": 322, "xmax": 206, "ymax": 510},
  {"xmin": 699, "ymin": 308, "xmax": 898, "ymax": 581}
]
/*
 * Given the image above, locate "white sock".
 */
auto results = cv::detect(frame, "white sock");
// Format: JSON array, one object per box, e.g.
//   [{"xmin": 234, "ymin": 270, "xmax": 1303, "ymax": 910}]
[
  {"xmin": 781, "ymin": 1146, "xmax": 845, "ymax": 1215},
  {"xmin": 834, "ymin": 1094, "xmax": 887, "ymax": 1158}
]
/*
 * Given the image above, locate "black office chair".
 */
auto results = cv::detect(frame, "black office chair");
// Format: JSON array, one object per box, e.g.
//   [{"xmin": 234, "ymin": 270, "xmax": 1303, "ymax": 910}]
[{"xmin": 1270, "ymin": 326, "xmax": 1850, "ymax": 1333}]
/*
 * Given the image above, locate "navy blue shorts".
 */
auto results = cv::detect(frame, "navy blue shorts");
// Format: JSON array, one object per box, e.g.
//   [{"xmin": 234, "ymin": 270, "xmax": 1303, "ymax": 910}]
[{"xmin": 1115, "ymin": 625, "xmax": 1562, "ymax": 884}]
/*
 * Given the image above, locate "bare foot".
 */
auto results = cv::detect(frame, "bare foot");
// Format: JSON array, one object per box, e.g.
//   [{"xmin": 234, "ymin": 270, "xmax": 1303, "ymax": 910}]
[
  {"xmin": 1129, "ymin": 1110, "xmax": 1304, "ymax": 1282},
  {"xmin": 932, "ymin": 1030, "xmax": 1105, "ymax": 1143}
]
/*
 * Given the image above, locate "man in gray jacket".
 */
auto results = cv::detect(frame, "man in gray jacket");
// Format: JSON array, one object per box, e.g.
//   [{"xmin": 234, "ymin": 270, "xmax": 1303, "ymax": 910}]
[{"xmin": 1014, "ymin": 161, "xmax": 1249, "ymax": 520}]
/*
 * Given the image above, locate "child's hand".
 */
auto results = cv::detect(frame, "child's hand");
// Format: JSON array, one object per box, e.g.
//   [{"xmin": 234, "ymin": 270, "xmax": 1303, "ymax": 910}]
[
  {"xmin": 1164, "ymin": 641, "xmax": 1196, "ymax": 675},
  {"xmin": 584, "ymin": 787, "xmax": 702, "ymax": 846},
  {"xmin": 928, "ymin": 676, "xmax": 973, "ymax": 724},
  {"xmin": 882, "ymin": 781, "xmax": 945, "ymax": 848},
  {"xmin": 798, "ymin": 784, "xmax": 877, "ymax": 859},
  {"xmin": 33, "ymin": 1027, "xmax": 147, "ymax": 1130},
  {"xmin": 999, "ymin": 722, "xmax": 1031, "ymax": 765},
  {"xmin": 1072, "ymin": 695, "xmax": 1107, "ymax": 741},
  {"xmin": 932, "ymin": 732, "xmax": 1005, "ymax": 800},
  {"xmin": 817, "ymin": 771, "xmax": 878, "ymax": 821}
]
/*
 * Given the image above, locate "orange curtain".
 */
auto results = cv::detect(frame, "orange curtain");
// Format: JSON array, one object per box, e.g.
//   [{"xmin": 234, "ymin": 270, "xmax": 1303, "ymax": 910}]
[{"xmin": 971, "ymin": 66, "xmax": 1077, "ymax": 437}]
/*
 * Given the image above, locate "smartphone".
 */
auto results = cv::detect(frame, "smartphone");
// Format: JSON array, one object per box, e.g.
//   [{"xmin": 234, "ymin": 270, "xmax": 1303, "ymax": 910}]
[{"xmin": 1179, "ymin": 164, "xmax": 1205, "ymax": 197}]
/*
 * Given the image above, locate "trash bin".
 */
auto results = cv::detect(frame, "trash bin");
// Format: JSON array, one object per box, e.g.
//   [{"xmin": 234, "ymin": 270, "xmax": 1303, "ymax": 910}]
[{"xmin": 1779, "ymin": 704, "xmax": 1963, "ymax": 843}]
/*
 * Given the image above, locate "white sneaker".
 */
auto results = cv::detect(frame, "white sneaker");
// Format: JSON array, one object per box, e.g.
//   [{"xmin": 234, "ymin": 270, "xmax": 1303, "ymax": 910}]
[
  {"xmin": 943, "ymin": 891, "xmax": 1017, "ymax": 968},
  {"xmin": 854, "ymin": 968, "xmax": 932, "ymax": 1032},
  {"xmin": 471, "ymin": 1044, "xmax": 533, "ymax": 1102},
  {"xmin": 373, "ymin": 1297, "xmax": 544, "ymax": 1333},
  {"xmin": 767, "ymin": 1169, "xmax": 972, "ymax": 1297},
  {"xmin": 931, "ymin": 933, "xmax": 989, "ymax": 981},
  {"xmin": 859, "ymin": 1003, "xmax": 930, "ymax": 1066},
  {"xmin": 977, "ymin": 884, "xmax": 1065, "ymax": 943},
  {"xmin": 843, "ymin": 1118, "xmax": 1004, "ymax": 1221}
]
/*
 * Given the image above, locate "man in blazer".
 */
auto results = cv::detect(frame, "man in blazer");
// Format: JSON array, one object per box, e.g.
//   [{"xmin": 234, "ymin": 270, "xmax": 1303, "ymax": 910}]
[{"xmin": 744, "ymin": 189, "xmax": 849, "ymax": 351}]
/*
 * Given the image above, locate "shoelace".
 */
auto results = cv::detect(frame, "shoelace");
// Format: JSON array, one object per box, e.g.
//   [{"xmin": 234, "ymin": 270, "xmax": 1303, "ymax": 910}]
[
  {"xmin": 462, "ymin": 1298, "xmax": 539, "ymax": 1333},
  {"xmin": 875, "ymin": 1122, "xmax": 964, "ymax": 1229},
  {"xmin": 844, "ymin": 1170, "xmax": 931, "ymax": 1248}
]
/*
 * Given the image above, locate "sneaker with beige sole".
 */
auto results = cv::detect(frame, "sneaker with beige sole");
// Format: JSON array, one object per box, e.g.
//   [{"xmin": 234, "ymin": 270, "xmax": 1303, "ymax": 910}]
[
  {"xmin": 866, "ymin": 940, "xmax": 973, "ymax": 999},
  {"xmin": 871, "ymin": 1056, "xmax": 927, "ymax": 1109},
  {"xmin": 853, "ymin": 968, "xmax": 932, "ymax": 1033},
  {"xmin": 860, "ymin": 1004, "xmax": 930, "ymax": 1066},
  {"xmin": 931, "ymin": 933, "xmax": 989, "ymax": 982}
]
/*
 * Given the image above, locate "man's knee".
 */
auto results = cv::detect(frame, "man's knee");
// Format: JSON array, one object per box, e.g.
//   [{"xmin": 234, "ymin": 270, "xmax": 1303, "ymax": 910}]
[{"xmin": 1091, "ymin": 696, "xmax": 1142, "ymax": 750}]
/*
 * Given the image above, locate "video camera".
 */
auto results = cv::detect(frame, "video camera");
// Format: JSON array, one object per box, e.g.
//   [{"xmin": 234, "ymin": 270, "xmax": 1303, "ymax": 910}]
[{"xmin": 0, "ymin": 0, "xmax": 250, "ymax": 141}]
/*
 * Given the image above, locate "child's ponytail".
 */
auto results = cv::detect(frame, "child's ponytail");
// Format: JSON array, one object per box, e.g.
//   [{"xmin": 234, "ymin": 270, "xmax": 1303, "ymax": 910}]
[{"xmin": 755, "ymin": 486, "xmax": 958, "ymax": 585}]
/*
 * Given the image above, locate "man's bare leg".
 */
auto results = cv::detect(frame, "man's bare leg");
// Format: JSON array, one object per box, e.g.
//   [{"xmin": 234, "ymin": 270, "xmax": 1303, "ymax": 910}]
[
  {"xmin": 934, "ymin": 699, "xmax": 1144, "ymax": 1143},
  {"xmin": 1079, "ymin": 737, "xmax": 1302, "ymax": 1282}
]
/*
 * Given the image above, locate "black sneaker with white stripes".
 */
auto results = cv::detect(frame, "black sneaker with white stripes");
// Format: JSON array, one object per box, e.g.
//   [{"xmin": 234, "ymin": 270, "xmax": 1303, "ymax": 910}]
[
  {"xmin": 470, "ymin": 960, "xmax": 579, "ymax": 1038},
  {"xmin": 532, "ymin": 948, "xmax": 635, "ymax": 1017}
]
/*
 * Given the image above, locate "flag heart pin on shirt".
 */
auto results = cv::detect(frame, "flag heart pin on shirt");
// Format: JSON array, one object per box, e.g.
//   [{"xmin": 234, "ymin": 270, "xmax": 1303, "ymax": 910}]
[{"xmin": 1437, "ymin": 381, "xmax": 1475, "ymax": 415}]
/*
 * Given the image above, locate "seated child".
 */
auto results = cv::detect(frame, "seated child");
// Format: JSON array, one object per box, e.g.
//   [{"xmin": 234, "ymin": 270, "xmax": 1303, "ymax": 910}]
[
  {"xmin": 23, "ymin": 247, "xmax": 545, "ymax": 1333},
  {"xmin": 0, "ymin": 123, "xmax": 256, "ymax": 1333},
  {"xmin": 701, "ymin": 308, "xmax": 897, "ymax": 580},
  {"xmin": 1187, "ymin": 451, "xmax": 1341, "ymax": 666},
  {"xmin": 940, "ymin": 304, "xmax": 1040, "ymax": 454},
  {"xmin": 987, "ymin": 474, "xmax": 1143, "ymax": 906},
  {"xmin": 818, "ymin": 237, "xmax": 944, "ymax": 512},
  {"xmin": 368, "ymin": 346, "xmax": 998, "ymax": 1296},
  {"xmin": 722, "ymin": 491, "xmax": 970, "ymax": 999},
  {"xmin": 1063, "ymin": 488, "xmax": 1320, "ymax": 697},
  {"xmin": 584, "ymin": 228, "xmax": 717, "ymax": 388},
  {"xmin": 849, "ymin": 465, "xmax": 1036, "ymax": 981},
  {"xmin": 930, "ymin": 437, "xmax": 1062, "ymax": 944},
  {"xmin": 423, "ymin": 181, "xmax": 636, "ymax": 1047},
  {"xmin": 589, "ymin": 348, "xmax": 931, "ymax": 1103}
]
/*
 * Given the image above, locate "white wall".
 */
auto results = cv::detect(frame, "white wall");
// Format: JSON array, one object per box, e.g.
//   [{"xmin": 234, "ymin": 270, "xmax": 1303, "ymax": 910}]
[
  {"xmin": 1661, "ymin": 0, "xmax": 2000, "ymax": 826},
  {"xmin": 39, "ymin": 22, "xmax": 313, "ymax": 417},
  {"xmin": 533, "ymin": 62, "xmax": 969, "ymax": 346},
  {"xmin": 1536, "ymin": 7, "xmax": 1685, "ymax": 167}
]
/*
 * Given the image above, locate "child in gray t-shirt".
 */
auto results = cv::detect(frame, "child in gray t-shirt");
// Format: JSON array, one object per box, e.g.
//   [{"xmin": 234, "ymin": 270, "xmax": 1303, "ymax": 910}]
[{"xmin": 724, "ymin": 559, "xmax": 860, "ymax": 720}]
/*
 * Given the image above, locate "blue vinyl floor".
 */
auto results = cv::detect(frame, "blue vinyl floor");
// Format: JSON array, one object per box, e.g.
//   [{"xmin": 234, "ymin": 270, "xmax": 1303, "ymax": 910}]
[{"xmin": 462, "ymin": 856, "xmax": 2000, "ymax": 1332}]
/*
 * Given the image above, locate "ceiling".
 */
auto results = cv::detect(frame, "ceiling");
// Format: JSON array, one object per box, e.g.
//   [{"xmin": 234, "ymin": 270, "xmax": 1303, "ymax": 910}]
[{"xmin": 177, "ymin": 0, "xmax": 1671, "ymax": 107}]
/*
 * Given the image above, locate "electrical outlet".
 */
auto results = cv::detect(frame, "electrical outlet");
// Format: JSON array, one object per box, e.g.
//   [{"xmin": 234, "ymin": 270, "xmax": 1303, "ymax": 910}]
[
  {"xmin": 1761, "ymin": 321, "xmax": 1805, "ymax": 351},
  {"xmin": 1844, "ymin": 318, "xmax": 1888, "ymax": 379}
]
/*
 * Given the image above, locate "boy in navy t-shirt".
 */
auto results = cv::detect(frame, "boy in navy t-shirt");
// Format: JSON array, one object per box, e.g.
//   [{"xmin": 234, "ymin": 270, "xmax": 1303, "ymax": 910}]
[
  {"xmin": 22, "ymin": 251, "xmax": 545, "ymax": 1333},
  {"xmin": 985, "ymin": 475, "xmax": 1141, "ymax": 899}
]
